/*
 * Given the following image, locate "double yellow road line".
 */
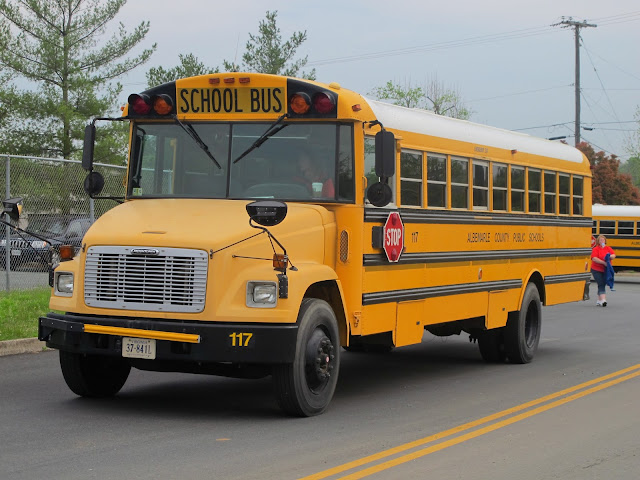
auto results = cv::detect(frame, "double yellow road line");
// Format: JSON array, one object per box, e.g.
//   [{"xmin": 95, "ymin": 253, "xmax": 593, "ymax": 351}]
[{"xmin": 300, "ymin": 364, "xmax": 640, "ymax": 480}]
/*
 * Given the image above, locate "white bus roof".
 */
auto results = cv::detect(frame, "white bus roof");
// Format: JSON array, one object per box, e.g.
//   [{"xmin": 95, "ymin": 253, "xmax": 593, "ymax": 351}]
[
  {"xmin": 592, "ymin": 204, "xmax": 640, "ymax": 217},
  {"xmin": 365, "ymin": 99, "xmax": 585, "ymax": 164}
]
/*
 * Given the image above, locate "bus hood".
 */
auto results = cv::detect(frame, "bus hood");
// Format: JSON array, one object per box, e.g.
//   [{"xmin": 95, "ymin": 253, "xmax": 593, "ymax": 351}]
[{"xmin": 83, "ymin": 199, "xmax": 334, "ymax": 259}]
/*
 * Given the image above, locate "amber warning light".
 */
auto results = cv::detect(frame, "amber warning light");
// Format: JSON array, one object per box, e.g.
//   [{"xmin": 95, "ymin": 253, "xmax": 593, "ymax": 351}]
[{"xmin": 58, "ymin": 245, "xmax": 75, "ymax": 261}]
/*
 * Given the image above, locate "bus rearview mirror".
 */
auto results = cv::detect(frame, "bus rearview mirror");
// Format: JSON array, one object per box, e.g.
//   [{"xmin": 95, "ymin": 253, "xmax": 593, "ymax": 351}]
[
  {"xmin": 375, "ymin": 130, "xmax": 395, "ymax": 178},
  {"xmin": 82, "ymin": 124, "xmax": 96, "ymax": 171}
]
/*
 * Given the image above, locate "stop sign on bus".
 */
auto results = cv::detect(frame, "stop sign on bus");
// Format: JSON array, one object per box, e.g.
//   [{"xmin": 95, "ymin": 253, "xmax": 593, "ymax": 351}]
[{"xmin": 383, "ymin": 212, "xmax": 404, "ymax": 262}]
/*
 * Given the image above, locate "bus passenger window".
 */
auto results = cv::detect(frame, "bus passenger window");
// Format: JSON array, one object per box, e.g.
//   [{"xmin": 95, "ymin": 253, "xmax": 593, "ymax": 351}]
[
  {"xmin": 472, "ymin": 160, "xmax": 488, "ymax": 210},
  {"xmin": 451, "ymin": 157, "xmax": 469, "ymax": 209},
  {"xmin": 618, "ymin": 221, "xmax": 634, "ymax": 235},
  {"xmin": 492, "ymin": 163, "xmax": 507, "ymax": 211},
  {"xmin": 544, "ymin": 171, "xmax": 556, "ymax": 214},
  {"xmin": 559, "ymin": 174, "xmax": 570, "ymax": 214},
  {"xmin": 427, "ymin": 154, "xmax": 446, "ymax": 208},
  {"xmin": 572, "ymin": 176, "xmax": 583, "ymax": 215},
  {"xmin": 511, "ymin": 166, "xmax": 525, "ymax": 212},
  {"xmin": 528, "ymin": 169, "xmax": 541, "ymax": 213},
  {"xmin": 400, "ymin": 150, "xmax": 422, "ymax": 206},
  {"xmin": 592, "ymin": 220, "xmax": 597, "ymax": 234},
  {"xmin": 600, "ymin": 221, "xmax": 615, "ymax": 235}
]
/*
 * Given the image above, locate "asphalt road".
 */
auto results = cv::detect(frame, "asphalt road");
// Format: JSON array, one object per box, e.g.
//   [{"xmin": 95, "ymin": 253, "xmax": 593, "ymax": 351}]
[{"xmin": 1, "ymin": 282, "xmax": 639, "ymax": 480}]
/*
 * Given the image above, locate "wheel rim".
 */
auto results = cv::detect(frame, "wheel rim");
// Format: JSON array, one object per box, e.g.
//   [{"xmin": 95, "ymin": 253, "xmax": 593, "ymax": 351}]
[
  {"xmin": 304, "ymin": 327, "xmax": 335, "ymax": 393},
  {"xmin": 524, "ymin": 302, "xmax": 540, "ymax": 347}
]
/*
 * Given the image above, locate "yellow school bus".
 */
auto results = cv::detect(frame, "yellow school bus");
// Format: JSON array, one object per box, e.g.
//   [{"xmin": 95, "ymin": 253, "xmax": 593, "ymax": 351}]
[
  {"xmin": 37, "ymin": 73, "xmax": 592, "ymax": 416},
  {"xmin": 592, "ymin": 204, "xmax": 640, "ymax": 271}
]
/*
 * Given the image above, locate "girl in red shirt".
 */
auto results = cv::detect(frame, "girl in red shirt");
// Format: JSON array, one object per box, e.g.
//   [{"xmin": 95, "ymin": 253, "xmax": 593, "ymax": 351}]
[{"xmin": 591, "ymin": 235, "xmax": 616, "ymax": 306}]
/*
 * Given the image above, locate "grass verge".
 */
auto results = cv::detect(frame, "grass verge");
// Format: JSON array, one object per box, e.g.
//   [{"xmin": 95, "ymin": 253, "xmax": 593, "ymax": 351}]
[{"xmin": 0, "ymin": 287, "xmax": 51, "ymax": 341}]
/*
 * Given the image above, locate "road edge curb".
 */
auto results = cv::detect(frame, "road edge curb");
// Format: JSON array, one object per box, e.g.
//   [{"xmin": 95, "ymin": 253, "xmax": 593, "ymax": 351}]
[{"xmin": 0, "ymin": 338, "xmax": 47, "ymax": 357}]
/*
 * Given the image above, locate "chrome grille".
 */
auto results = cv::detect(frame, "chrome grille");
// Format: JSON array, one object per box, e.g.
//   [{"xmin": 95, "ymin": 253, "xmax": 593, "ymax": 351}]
[{"xmin": 84, "ymin": 246, "xmax": 208, "ymax": 313}]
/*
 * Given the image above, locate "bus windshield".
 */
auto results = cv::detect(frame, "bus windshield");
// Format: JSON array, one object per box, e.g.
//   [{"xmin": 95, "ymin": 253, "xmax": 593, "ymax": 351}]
[{"xmin": 129, "ymin": 121, "xmax": 354, "ymax": 202}]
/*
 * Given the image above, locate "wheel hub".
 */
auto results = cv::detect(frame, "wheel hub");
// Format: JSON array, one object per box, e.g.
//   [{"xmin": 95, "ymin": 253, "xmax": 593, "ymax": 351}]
[{"xmin": 305, "ymin": 330, "xmax": 335, "ymax": 388}]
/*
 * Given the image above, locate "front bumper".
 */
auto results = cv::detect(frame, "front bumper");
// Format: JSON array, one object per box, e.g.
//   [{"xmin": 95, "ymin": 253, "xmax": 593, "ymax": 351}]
[{"xmin": 39, "ymin": 312, "xmax": 298, "ymax": 365}]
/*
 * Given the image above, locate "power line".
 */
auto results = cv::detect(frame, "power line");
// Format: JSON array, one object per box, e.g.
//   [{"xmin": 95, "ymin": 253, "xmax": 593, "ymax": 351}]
[
  {"xmin": 308, "ymin": 11, "xmax": 640, "ymax": 67},
  {"xmin": 308, "ymin": 25, "xmax": 559, "ymax": 66},
  {"xmin": 467, "ymin": 85, "xmax": 570, "ymax": 103}
]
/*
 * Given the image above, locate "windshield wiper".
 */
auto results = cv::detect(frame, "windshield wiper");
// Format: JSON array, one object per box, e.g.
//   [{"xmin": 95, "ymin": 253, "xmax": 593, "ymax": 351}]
[
  {"xmin": 233, "ymin": 113, "xmax": 289, "ymax": 164},
  {"xmin": 172, "ymin": 115, "xmax": 221, "ymax": 169}
]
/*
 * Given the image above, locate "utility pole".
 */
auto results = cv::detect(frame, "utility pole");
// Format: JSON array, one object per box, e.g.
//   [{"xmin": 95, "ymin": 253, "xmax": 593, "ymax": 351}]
[{"xmin": 553, "ymin": 17, "xmax": 597, "ymax": 146}]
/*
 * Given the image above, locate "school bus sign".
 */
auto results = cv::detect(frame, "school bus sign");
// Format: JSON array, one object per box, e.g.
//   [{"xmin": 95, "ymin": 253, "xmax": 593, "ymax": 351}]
[{"xmin": 383, "ymin": 212, "xmax": 404, "ymax": 262}]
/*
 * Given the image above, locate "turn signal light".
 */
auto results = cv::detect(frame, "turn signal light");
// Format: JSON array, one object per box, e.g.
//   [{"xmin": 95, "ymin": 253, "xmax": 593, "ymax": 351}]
[
  {"xmin": 273, "ymin": 253, "xmax": 288, "ymax": 271},
  {"xmin": 59, "ymin": 245, "xmax": 75, "ymax": 261}
]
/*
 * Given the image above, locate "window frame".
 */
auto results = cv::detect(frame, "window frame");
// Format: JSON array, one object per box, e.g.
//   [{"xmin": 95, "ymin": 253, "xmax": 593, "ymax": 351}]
[
  {"xmin": 399, "ymin": 149, "xmax": 423, "ymax": 207},
  {"xmin": 472, "ymin": 159, "xmax": 489, "ymax": 210}
]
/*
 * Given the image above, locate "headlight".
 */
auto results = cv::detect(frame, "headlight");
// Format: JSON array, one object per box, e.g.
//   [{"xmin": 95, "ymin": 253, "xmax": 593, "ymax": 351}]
[
  {"xmin": 54, "ymin": 272, "xmax": 74, "ymax": 296},
  {"xmin": 30, "ymin": 240, "xmax": 48, "ymax": 249},
  {"xmin": 246, "ymin": 281, "xmax": 277, "ymax": 308}
]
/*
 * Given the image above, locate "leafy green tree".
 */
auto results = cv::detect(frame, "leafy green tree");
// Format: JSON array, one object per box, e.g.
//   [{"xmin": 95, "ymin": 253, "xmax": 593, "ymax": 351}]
[
  {"xmin": 370, "ymin": 77, "xmax": 471, "ymax": 120},
  {"xmin": 146, "ymin": 53, "xmax": 218, "ymax": 88},
  {"xmin": 619, "ymin": 156, "xmax": 640, "ymax": 190},
  {"xmin": 223, "ymin": 10, "xmax": 315, "ymax": 80},
  {"xmin": 626, "ymin": 106, "xmax": 640, "ymax": 159},
  {"xmin": 578, "ymin": 142, "xmax": 640, "ymax": 205},
  {"xmin": 0, "ymin": 0, "xmax": 156, "ymax": 161}
]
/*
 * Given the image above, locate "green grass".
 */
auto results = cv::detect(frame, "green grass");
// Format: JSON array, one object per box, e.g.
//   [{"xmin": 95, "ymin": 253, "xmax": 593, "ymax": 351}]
[{"xmin": 0, "ymin": 287, "xmax": 52, "ymax": 341}]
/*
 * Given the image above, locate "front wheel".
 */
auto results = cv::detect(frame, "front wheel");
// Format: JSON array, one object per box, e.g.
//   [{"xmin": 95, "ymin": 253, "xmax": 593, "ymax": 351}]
[
  {"xmin": 273, "ymin": 299, "xmax": 341, "ymax": 417},
  {"xmin": 59, "ymin": 351, "xmax": 131, "ymax": 397},
  {"xmin": 504, "ymin": 283, "xmax": 542, "ymax": 364}
]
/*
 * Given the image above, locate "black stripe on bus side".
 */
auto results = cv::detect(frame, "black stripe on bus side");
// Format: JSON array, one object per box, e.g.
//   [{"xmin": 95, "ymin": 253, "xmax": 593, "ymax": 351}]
[
  {"xmin": 597, "ymin": 235, "xmax": 640, "ymax": 240},
  {"xmin": 363, "ymin": 248, "xmax": 592, "ymax": 266},
  {"xmin": 615, "ymin": 255, "xmax": 640, "ymax": 259},
  {"xmin": 609, "ymin": 246, "xmax": 640, "ymax": 251},
  {"xmin": 544, "ymin": 273, "xmax": 592, "ymax": 285},
  {"xmin": 362, "ymin": 279, "xmax": 523, "ymax": 306},
  {"xmin": 364, "ymin": 208, "xmax": 593, "ymax": 228}
]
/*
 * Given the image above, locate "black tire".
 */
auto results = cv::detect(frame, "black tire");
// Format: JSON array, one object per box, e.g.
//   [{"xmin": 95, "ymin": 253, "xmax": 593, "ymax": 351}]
[
  {"xmin": 273, "ymin": 298, "xmax": 340, "ymax": 417},
  {"xmin": 59, "ymin": 351, "xmax": 131, "ymax": 398},
  {"xmin": 478, "ymin": 329, "xmax": 506, "ymax": 363},
  {"xmin": 504, "ymin": 283, "xmax": 542, "ymax": 364}
]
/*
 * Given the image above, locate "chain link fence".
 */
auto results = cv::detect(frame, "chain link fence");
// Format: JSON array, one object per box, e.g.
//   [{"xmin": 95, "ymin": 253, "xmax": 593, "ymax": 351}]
[{"xmin": 1, "ymin": 155, "xmax": 126, "ymax": 291}]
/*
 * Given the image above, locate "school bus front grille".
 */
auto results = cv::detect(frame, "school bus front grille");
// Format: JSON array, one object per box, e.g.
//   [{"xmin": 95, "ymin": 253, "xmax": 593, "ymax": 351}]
[{"xmin": 84, "ymin": 246, "xmax": 208, "ymax": 313}]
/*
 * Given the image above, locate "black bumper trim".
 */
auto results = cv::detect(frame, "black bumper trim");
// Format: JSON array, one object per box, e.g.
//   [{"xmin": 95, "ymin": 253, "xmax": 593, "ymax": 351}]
[{"xmin": 38, "ymin": 313, "xmax": 298, "ymax": 364}]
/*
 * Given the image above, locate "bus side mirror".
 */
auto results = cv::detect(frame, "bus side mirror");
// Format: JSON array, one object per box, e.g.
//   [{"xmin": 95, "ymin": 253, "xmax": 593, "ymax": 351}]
[
  {"xmin": 246, "ymin": 201, "xmax": 288, "ymax": 227},
  {"xmin": 84, "ymin": 171, "xmax": 105, "ymax": 197},
  {"xmin": 82, "ymin": 124, "xmax": 96, "ymax": 171},
  {"xmin": 375, "ymin": 129, "xmax": 395, "ymax": 178},
  {"xmin": 2, "ymin": 197, "xmax": 23, "ymax": 221}
]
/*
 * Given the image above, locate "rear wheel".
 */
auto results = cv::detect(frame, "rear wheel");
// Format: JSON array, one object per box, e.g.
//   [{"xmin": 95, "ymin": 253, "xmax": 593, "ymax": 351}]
[
  {"xmin": 273, "ymin": 299, "xmax": 340, "ymax": 417},
  {"xmin": 478, "ymin": 329, "xmax": 506, "ymax": 363},
  {"xmin": 505, "ymin": 283, "xmax": 542, "ymax": 364},
  {"xmin": 59, "ymin": 351, "xmax": 131, "ymax": 397}
]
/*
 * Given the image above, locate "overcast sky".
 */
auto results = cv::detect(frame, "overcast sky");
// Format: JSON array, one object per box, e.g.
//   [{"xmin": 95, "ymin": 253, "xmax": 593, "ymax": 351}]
[{"xmin": 117, "ymin": 0, "xmax": 640, "ymax": 161}]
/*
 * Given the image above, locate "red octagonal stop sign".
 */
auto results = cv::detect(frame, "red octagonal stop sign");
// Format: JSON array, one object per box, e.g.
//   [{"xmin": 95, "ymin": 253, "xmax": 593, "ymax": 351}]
[{"xmin": 383, "ymin": 212, "xmax": 404, "ymax": 262}]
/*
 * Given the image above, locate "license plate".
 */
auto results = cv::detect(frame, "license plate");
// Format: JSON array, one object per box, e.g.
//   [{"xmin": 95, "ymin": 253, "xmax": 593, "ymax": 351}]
[
  {"xmin": 122, "ymin": 337, "xmax": 156, "ymax": 359},
  {"xmin": 11, "ymin": 249, "xmax": 21, "ymax": 256}
]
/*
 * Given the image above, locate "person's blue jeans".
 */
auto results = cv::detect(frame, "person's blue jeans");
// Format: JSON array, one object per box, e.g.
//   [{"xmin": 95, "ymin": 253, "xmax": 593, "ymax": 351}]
[{"xmin": 591, "ymin": 269, "xmax": 606, "ymax": 295}]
